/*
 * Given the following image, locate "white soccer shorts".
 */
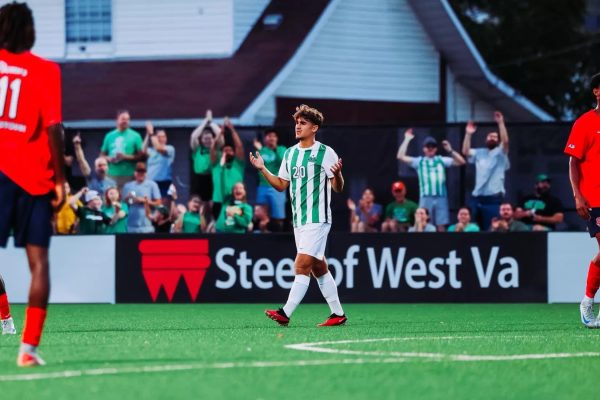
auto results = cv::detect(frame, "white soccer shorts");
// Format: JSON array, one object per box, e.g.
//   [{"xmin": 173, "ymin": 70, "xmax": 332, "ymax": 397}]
[{"xmin": 293, "ymin": 222, "xmax": 331, "ymax": 259}]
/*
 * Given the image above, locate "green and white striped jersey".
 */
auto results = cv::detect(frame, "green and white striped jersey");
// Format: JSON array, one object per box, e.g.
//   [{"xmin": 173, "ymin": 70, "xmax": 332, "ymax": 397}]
[
  {"xmin": 409, "ymin": 155, "xmax": 454, "ymax": 197},
  {"xmin": 278, "ymin": 141, "xmax": 338, "ymax": 228}
]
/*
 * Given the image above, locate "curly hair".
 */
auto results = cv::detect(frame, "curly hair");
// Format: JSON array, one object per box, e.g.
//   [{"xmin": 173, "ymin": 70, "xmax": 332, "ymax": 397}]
[
  {"xmin": 293, "ymin": 104, "xmax": 324, "ymax": 127},
  {"xmin": 591, "ymin": 72, "xmax": 600, "ymax": 91},
  {"xmin": 0, "ymin": 2, "xmax": 34, "ymax": 53}
]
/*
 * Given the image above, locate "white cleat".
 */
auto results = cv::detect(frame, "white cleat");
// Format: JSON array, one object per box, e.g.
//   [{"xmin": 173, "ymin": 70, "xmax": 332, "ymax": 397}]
[
  {"xmin": 1, "ymin": 317, "xmax": 16, "ymax": 335},
  {"xmin": 580, "ymin": 299, "xmax": 597, "ymax": 328}
]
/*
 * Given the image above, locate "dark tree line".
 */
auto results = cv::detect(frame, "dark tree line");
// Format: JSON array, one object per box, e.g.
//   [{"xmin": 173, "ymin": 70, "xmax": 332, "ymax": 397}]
[{"xmin": 449, "ymin": 0, "xmax": 600, "ymax": 120}]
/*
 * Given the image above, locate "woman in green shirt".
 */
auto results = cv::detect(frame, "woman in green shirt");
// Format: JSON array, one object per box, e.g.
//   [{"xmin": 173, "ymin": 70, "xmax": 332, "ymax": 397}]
[
  {"xmin": 102, "ymin": 187, "xmax": 128, "ymax": 233},
  {"xmin": 190, "ymin": 110, "xmax": 221, "ymax": 203},
  {"xmin": 215, "ymin": 182, "xmax": 253, "ymax": 233},
  {"xmin": 174, "ymin": 195, "xmax": 206, "ymax": 233}
]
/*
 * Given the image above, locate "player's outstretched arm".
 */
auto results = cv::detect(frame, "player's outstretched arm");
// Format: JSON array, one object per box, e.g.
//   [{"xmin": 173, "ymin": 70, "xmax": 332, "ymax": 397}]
[
  {"xmin": 330, "ymin": 158, "xmax": 344, "ymax": 193},
  {"xmin": 249, "ymin": 152, "xmax": 289, "ymax": 192},
  {"xmin": 48, "ymin": 124, "xmax": 66, "ymax": 210}
]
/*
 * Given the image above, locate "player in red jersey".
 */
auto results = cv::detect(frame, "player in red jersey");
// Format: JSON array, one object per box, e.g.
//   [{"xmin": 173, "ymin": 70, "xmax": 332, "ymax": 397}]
[
  {"xmin": 0, "ymin": 2, "xmax": 66, "ymax": 366},
  {"xmin": 565, "ymin": 72, "xmax": 600, "ymax": 328}
]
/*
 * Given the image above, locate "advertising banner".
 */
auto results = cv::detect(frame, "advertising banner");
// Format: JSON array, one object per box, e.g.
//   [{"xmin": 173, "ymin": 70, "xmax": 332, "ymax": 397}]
[
  {"xmin": 0, "ymin": 236, "xmax": 115, "ymax": 303},
  {"xmin": 116, "ymin": 233, "xmax": 547, "ymax": 303}
]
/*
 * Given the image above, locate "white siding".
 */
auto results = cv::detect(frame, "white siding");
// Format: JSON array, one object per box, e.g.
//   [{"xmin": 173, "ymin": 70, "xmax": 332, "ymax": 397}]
[
  {"xmin": 3, "ymin": 0, "xmax": 66, "ymax": 59},
  {"xmin": 254, "ymin": 95, "xmax": 276, "ymax": 124},
  {"xmin": 233, "ymin": 0, "xmax": 269, "ymax": 52},
  {"xmin": 113, "ymin": 0, "xmax": 233, "ymax": 58},
  {"xmin": 275, "ymin": 0, "xmax": 439, "ymax": 103},
  {"xmin": 446, "ymin": 67, "xmax": 495, "ymax": 122}
]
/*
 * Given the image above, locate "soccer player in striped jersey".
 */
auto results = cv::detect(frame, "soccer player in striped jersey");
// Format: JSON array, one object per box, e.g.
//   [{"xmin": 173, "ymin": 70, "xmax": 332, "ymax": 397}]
[
  {"xmin": 249, "ymin": 104, "xmax": 346, "ymax": 327},
  {"xmin": 397, "ymin": 129, "xmax": 465, "ymax": 231}
]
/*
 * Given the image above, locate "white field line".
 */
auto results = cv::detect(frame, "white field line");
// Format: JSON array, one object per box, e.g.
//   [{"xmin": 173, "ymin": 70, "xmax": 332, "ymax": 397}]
[
  {"xmin": 0, "ymin": 357, "xmax": 410, "ymax": 382},
  {"xmin": 285, "ymin": 336, "xmax": 600, "ymax": 362},
  {"xmin": 2, "ymin": 334, "xmax": 598, "ymax": 382}
]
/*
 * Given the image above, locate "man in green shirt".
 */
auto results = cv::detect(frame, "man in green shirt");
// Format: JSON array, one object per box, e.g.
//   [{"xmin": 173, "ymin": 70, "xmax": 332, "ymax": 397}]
[
  {"xmin": 210, "ymin": 117, "xmax": 245, "ymax": 218},
  {"xmin": 100, "ymin": 110, "xmax": 143, "ymax": 190},
  {"xmin": 381, "ymin": 181, "xmax": 419, "ymax": 232},
  {"xmin": 490, "ymin": 202, "xmax": 530, "ymax": 232},
  {"xmin": 253, "ymin": 129, "xmax": 287, "ymax": 229}
]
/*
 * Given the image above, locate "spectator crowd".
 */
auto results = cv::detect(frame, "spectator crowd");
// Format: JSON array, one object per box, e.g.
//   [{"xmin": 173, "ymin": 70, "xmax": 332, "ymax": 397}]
[{"xmin": 57, "ymin": 109, "xmax": 565, "ymax": 235}]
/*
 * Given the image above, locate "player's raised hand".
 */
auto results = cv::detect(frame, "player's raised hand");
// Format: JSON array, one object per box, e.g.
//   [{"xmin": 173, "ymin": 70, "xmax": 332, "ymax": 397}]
[
  {"xmin": 73, "ymin": 131, "xmax": 82, "ymax": 145},
  {"xmin": 249, "ymin": 151, "xmax": 265, "ymax": 170},
  {"xmin": 466, "ymin": 121, "xmax": 476, "ymax": 135},
  {"xmin": 404, "ymin": 128, "xmax": 414, "ymax": 140},
  {"xmin": 330, "ymin": 158, "xmax": 343, "ymax": 176},
  {"xmin": 575, "ymin": 194, "xmax": 591, "ymax": 220}
]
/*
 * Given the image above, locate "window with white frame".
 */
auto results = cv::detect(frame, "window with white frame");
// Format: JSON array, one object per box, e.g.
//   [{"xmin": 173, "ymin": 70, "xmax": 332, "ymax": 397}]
[{"xmin": 65, "ymin": 0, "xmax": 112, "ymax": 57}]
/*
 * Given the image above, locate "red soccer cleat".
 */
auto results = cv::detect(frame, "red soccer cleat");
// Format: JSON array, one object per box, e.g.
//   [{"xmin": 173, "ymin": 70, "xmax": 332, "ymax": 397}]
[
  {"xmin": 265, "ymin": 308, "xmax": 290, "ymax": 326},
  {"xmin": 17, "ymin": 350, "xmax": 46, "ymax": 367},
  {"xmin": 318, "ymin": 314, "xmax": 347, "ymax": 327}
]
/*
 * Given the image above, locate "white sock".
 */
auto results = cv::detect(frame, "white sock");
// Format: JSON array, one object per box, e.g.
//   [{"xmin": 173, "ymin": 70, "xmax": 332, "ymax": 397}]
[
  {"xmin": 19, "ymin": 343, "xmax": 36, "ymax": 354},
  {"xmin": 583, "ymin": 295, "xmax": 594, "ymax": 302},
  {"xmin": 317, "ymin": 272, "xmax": 344, "ymax": 316},
  {"xmin": 282, "ymin": 274, "xmax": 310, "ymax": 318}
]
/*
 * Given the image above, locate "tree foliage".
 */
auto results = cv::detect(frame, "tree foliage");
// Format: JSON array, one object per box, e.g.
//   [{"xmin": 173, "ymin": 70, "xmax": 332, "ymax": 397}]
[{"xmin": 448, "ymin": 0, "xmax": 600, "ymax": 120}]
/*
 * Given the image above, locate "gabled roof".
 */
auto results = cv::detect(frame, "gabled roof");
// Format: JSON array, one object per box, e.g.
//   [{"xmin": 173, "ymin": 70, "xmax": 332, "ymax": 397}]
[
  {"xmin": 407, "ymin": 0, "xmax": 554, "ymax": 122},
  {"xmin": 61, "ymin": 0, "xmax": 330, "ymax": 126}
]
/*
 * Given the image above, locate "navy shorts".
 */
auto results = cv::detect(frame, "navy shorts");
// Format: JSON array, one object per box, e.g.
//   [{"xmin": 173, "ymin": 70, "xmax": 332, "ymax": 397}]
[
  {"xmin": 587, "ymin": 208, "xmax": 600, "ymax": 238},
  {"xmin": 0, "ymin": 171, "xmax": 53, "ymax": 248}
]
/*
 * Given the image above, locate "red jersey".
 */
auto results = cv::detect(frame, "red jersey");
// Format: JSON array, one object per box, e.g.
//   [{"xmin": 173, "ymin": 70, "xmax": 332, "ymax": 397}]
[
  {"xmin": 564, "ymin": 110, "xmax": 600, "ymax": 207},
  {"xmin": 0, "ymin": 50, "xmax": 62, "ymax": 195}
]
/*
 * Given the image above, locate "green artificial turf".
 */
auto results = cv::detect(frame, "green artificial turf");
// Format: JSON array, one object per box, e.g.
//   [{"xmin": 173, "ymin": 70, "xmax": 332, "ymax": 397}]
[{"xmin": 0, "ymin": 304, "xmax": 598, "ymax": 400}]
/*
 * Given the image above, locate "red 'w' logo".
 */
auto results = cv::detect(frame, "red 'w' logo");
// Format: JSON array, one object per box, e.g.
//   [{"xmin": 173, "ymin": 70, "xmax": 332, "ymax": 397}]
[{"xmin": 138, "ymin": 239, "xmax": 211, "ymax": 302}]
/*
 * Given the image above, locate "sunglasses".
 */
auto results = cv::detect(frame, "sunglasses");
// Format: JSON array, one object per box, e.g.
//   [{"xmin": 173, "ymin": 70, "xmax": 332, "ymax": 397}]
[{"xmin": 135, "ymin": 169, "xmax": 146, "ymax": 173}]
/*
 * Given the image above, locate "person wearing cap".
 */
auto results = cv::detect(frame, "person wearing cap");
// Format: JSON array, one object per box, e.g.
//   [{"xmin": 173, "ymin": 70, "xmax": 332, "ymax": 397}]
[
  {"xmin": 381, "ymin": 181, "xmax": 419, "ymax": 233},
  {"xmin": 122, "ymin": 162, "xmax": 162, "ymax": 233},
  {"xmin": 397, "ymin": 128, "xmax": 465, "ymax": 231},
  {"xmin": 69, "ymin": 187, "xmax": 114, "ymax": 234},
  {"xmin": 461, "ymin": 111, "xmax": 510, "ymax": 230},
  {"xmin": 514, "ymin": 173, "xmax": 564, "ymax": 231}
]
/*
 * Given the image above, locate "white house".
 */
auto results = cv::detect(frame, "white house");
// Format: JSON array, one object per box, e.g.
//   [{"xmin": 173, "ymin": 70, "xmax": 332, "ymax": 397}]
[{"xmin": 16, "ymin": 0, "xmax": 553, "ymax": 126}]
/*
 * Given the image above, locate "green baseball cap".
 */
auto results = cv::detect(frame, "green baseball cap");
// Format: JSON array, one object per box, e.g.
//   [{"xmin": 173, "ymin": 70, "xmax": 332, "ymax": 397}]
[{"xmin": 536, "ymin": 173, "xmax": 550, "ymax": 183}]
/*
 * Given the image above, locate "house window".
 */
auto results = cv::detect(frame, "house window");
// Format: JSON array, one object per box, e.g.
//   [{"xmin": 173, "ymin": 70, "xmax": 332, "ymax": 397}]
[{"xmin": 65, "ymin": 0, "xmax": 112, "ymax": 57}]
